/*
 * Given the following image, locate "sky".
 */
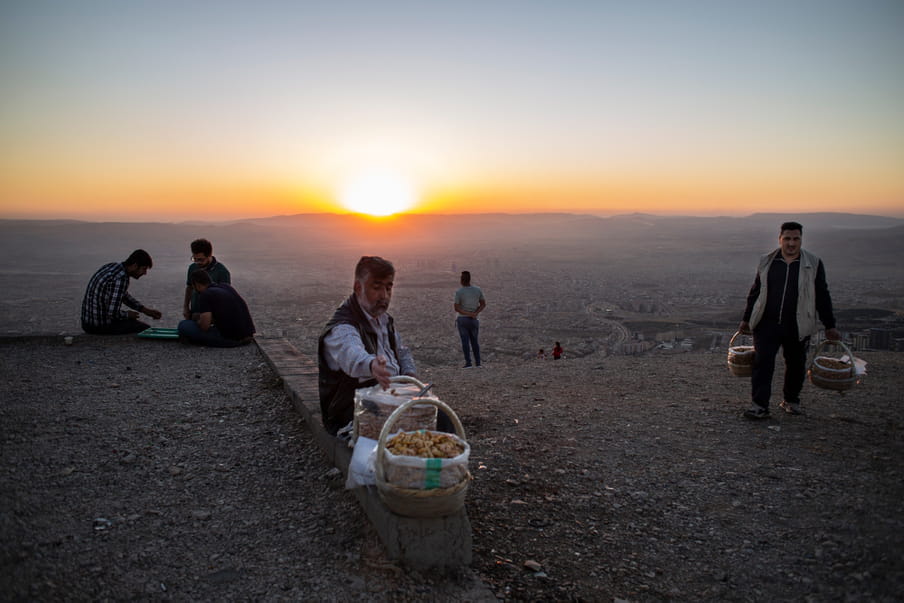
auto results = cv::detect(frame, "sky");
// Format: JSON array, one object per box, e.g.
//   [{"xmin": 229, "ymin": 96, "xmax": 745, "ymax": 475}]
[{"xmin": 1, "ymin": 0, "xmax": 903, "ymax": 221}]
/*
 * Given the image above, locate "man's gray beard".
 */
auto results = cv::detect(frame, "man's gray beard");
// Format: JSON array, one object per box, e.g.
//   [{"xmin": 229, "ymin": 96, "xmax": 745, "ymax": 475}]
[{"xmin": 357, "ymin": 294, "xmax": 388, "ymax": 317}]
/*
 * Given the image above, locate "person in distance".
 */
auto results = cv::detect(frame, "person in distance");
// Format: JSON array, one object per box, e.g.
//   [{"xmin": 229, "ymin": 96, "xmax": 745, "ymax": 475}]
[{"xmin": 453, "ymin": 270, "xmax": 486, "ymax": 368}]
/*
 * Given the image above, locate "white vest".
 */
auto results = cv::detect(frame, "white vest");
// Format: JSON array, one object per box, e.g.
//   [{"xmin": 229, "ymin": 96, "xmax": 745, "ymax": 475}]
[{"xmin": 748, "ymin": 248, "xmax": 821, "ymax": 340}]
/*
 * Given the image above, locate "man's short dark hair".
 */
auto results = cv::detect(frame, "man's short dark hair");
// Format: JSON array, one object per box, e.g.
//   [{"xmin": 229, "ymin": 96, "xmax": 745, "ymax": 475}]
[
  {"xmin": 461, "ymin": 270, "xmax": 471, "ymax": 285},
  {"xmin": 190, "ymin": 270, "xmax": 212, "ymax": 286},
  {"xmin": 124, "ymin": 249, "xmax": 153, "ymax": 268},
  {"xmin": 191, "ymin": 238, "xmax": 213, "ymax": 256},
  {"xmin": 780, "ymin": 221, "xmax": 803, "ymax": 234},
  {"xmin": 355, "ymin": 256, "xmax": 394, "ymax": 282}
]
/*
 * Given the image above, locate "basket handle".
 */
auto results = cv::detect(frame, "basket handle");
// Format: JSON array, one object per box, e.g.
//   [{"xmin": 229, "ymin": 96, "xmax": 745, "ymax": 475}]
[
  {"xmin": 388, "ymin": 375, "xmax": 426, "ymax": 389},
  {"xmin": 728, "ymin": 331, "xmax": 748, "ymax": 347},
  {"xmin": 809, "ymin": 338, "xmax": 854, "ymax": 367},
  {"xmin": 374, "ymin": 397, "xmax": 466, "ymax": 483}
]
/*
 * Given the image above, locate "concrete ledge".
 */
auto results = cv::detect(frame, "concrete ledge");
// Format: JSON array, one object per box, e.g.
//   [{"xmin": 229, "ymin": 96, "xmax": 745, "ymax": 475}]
[{"xmin": 255, "ymin": 337, "xmax": 473, "ymax": 570}]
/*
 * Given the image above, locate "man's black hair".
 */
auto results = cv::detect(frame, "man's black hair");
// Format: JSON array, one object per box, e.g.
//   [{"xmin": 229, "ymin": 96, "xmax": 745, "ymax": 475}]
[
  {"xmin": 124, "ymin": 249, "xmax": 153, "ymax": 268},
  {"xmin": 191, "ymin": 238, "xmax": 213, "ymax": 256},
  {"xmin": 190, "ymin": 270, "xmax": 212, "ymax": 286},
  {"xmin": 780, "ymin": 221, "xmax": 803, "ymax": 234},
  {"xmin": 355, "ymin": 256, "xmax": 394, "ymax": 282},
  {"xmin": 460, "ymin": 270, "xmax": 471, "ymax": 285}
]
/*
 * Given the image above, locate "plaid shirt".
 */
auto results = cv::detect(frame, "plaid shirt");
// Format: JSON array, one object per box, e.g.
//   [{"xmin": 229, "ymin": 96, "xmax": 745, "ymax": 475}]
[{"xmin": 81, "ymin": 262, "xmax": 142, "ymax": 327}]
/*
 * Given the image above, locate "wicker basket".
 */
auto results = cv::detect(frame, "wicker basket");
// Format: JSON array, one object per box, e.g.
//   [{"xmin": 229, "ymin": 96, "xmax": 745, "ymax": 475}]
[
  {"xmin": 353, "ymin": 376, "xmax": 437, "ymax": 442},
  {"xmin": 808, "ymin": 339, "xmax": 858, "ymax": 391},
  {"xmin": 375, "ymin": 398, "xmax": 470, "ymax": 518},
  {"xmin": 727, "ymin": 331, "xmax": 755, "ymax": 377}
]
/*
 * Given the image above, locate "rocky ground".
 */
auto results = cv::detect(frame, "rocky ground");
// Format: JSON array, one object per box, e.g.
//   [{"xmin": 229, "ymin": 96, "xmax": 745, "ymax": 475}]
[
  {"xmin": 2, "ymin": 335, "xmax": 903, "ymax": 601},
  {"xmin": 0, "ymin": 337, "xmax": 487, "ymax": 601},
  {"xmin": 422, "ymin": 351, "xmax": 904, "ymax": 601}
]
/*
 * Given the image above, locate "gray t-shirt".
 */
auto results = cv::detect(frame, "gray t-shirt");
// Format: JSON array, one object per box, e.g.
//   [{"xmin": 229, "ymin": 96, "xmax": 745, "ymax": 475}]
[{"xmin": 454, "ymin": 285, "xmax": 485, "ymax": 313}]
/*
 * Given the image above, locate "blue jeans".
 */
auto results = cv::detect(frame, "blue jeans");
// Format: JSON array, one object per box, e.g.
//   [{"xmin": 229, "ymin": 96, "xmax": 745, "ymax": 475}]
[
  {"xmin": 178, "ymin": 319, "xmax": 249, "ymax": 348},
  {"xmin": 456, "ymin": 316, "xmax": 481, "ymax": 366}
]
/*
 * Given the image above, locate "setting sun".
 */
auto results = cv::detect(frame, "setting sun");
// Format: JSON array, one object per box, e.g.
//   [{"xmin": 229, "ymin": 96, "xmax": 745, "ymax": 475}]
[{"xmin": 338, "ymin": 168, "xmax": 418, "ymax": 216}]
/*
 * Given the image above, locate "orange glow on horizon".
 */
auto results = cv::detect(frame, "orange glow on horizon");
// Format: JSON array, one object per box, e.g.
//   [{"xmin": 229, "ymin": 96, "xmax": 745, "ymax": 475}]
[{"xmin": 1, "ymin": 167, "xmax": 902, "ymax": 221}]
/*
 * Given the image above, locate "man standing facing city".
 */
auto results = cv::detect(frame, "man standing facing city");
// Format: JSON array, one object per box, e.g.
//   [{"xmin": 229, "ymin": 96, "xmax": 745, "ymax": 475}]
[
  {"xmin": 318, "ymin": 256, "xmax": 418, "ymax": 435},
  {"xmin": 81, "ymin": 249, "xmax": 162, "ymax": 334},
  {"xmin": 454, "ymin": 270, "xmax": 486, "ymax": 368},
  {"xmin": 738, "ymin": 221, "xmax": 841, "ymax": 419}
]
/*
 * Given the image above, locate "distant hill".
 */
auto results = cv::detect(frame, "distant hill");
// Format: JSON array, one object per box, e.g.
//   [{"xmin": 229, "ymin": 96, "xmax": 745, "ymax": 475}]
[{"xmin": 1, "ymin": 212, "xmax": 902, "ymax": 273}]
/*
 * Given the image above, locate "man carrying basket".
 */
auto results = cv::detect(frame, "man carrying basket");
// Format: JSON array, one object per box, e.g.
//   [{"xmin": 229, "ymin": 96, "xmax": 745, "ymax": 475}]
[{"xmin": 738, "ymin": 221, "xmax": 841, "ymax": 419}]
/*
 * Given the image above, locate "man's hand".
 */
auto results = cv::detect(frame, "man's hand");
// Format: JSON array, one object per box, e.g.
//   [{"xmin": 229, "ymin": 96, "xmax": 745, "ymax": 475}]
[
  {"xmin": 825, "ymin": 328, "xmax": 842, "ymax": 341},
  {"xmin": 738, "ymin": 321, "xmax": 751, "ymax": 335},
  {"xmin": 142, "ymin": 307, "xmax": 162, "ymax": 320},
  {"xmin": 127, "ymin": 310, "xmax": 140, "ymax": 320},
  {"xmin": 370, "ymin": 355, "xmax": 392, "ymax": 389},
  {"xmin": 183, "ymin": 308, "xmax": 192, "ymax": 319}
]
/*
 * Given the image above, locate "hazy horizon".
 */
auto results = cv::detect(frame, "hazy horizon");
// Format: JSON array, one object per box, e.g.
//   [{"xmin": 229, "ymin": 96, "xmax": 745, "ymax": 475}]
[{"xmin": 3, "ymin": 208, "xmax": 904, "ymax": 226}]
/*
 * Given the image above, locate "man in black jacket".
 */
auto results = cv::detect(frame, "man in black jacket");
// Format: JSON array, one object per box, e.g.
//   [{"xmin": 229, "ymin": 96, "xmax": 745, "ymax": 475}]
[{"xmin": 739, "ymin": 221, "xmax": 840, "ymax": 419}]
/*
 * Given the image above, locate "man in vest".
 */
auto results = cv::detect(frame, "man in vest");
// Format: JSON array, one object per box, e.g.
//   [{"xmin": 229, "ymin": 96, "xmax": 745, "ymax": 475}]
[
  {"xmin": 738, "ymin": 221, "xmax": 841, "ymax": 419},
  {"xmin": 317, "ymin": 256, "xmax": 418, "ymax": 435}
]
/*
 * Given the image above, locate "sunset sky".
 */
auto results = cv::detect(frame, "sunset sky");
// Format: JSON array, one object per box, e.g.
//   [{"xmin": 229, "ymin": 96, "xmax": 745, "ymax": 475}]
[{"xmin": 1, "ymin": 1, "xmax": 903, "ymax": 221}]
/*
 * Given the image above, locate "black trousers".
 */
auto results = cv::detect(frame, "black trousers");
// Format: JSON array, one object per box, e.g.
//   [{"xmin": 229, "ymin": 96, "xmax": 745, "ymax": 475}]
[{"xmin": 751, "ymin": 321, "xmax": 810, "ymax": 408}]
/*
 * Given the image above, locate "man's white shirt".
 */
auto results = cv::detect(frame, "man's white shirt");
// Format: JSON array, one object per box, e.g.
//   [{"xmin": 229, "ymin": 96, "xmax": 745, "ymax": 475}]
[{"xmin": 322, "ymin": 311, "xmax": 416, "ymax": 381}]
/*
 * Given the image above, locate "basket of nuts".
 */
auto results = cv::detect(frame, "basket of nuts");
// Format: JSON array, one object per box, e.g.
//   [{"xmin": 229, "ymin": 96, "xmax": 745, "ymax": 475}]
[
  {"xmin": 808, "ymin": 339, "xmax": 858, "ymax": 391},
  {"xmin": 727, "ymin": 331, "xmax": 755, "ymax": 377},
  {"xmin": 375, "ymin": 398, "xmax": 471, "ymax": 518}
]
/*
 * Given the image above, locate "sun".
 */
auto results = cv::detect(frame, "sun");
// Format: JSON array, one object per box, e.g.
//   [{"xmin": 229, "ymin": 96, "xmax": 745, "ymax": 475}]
[{"xmin": 338, "ymin": 168, "xmax": 418, "ymax": 216}]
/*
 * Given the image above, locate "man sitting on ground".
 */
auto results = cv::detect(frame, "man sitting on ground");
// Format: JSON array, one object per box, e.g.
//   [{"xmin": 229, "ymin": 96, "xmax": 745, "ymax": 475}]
[
  {"xmin": 177, "ymin": 271, "xmax": 255, "ymax": 347},
  {"xmin": 317, "ymin": 256, "xmax": 418, "ymax": 435},
  {"xmin": 81, "ymin": 249, "xmax": 162, "ymax": 334},
  {"xmin": 183, "ymin": 238, "xmax": 231, "ymax": 320}
]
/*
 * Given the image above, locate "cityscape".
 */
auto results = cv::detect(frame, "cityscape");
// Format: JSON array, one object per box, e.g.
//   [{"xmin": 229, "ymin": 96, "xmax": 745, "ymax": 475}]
[{"xmin": 1, "ymin": 213, "xmax": 902, "ymax": 362}]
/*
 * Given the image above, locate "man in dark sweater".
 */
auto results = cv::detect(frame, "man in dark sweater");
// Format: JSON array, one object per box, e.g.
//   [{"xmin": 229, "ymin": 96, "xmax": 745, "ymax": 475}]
[
  {"xmin": 177, "ymin": 271, "xmax": 255, "ymax": 347},
  {"xmin": 739, "ymin": 221, "xmax": 841, "ymax": 419}
]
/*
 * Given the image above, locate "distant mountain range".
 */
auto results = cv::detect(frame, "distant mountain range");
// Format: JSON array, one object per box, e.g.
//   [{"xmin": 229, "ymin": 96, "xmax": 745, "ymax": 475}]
[{"xmin": 2, "ymin": 212, "xmax": 902, "ymax": 274}]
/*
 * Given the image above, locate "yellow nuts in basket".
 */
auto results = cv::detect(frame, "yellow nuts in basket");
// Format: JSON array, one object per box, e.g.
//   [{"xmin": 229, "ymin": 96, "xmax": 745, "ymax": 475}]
[
  {"xmin": 387, "ymin": 431, "xmax": 465, "ymax": 458},
  {"xmin": 816, "ymin": 358, "xmax": 851, "ymax": 371}
]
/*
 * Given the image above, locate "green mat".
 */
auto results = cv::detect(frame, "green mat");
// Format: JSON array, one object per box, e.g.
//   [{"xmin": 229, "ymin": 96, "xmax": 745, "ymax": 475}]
[{"xmin": 137, "ymin": 327, "xmax": 180, "ymax": 340}]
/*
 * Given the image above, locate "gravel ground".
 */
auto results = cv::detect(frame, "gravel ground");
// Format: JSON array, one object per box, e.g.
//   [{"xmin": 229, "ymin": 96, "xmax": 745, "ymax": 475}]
[
  {"xmin": 420, "ymin": 349, "xmax": 904, "ymax": 601},
  {"xmin": 0, "ymin": 336, "xmax": 487, "ymax": 601},
  {"xmin": 2, "ymin": 335, "xmax": 903, "ymax": 601}
]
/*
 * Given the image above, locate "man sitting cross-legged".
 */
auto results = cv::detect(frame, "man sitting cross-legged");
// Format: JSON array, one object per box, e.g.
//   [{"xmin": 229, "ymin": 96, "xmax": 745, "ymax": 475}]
[{"xmin": 177, "ymin": 270, "xmax": 255, "ymax": 347}]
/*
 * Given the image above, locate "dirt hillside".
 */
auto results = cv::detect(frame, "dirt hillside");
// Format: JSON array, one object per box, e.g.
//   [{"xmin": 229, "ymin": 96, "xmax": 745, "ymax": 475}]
[{"xmin": 2, "ymin": 336, "xmax": 902, "ymax": 601}]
